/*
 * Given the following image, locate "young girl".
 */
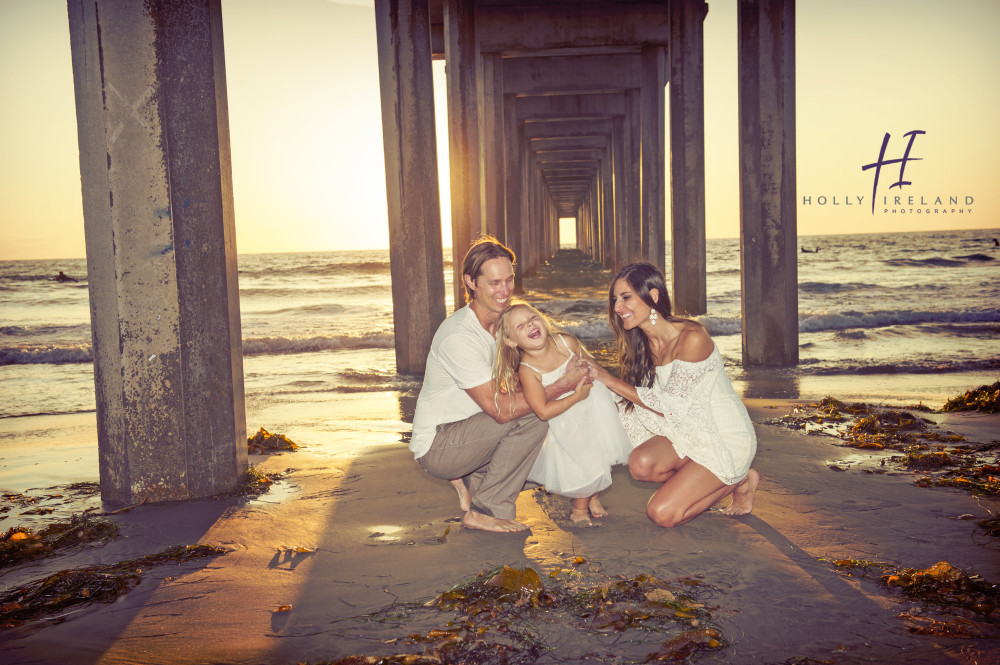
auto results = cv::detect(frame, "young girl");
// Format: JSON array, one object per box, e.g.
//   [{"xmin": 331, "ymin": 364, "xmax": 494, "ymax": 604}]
[{"xmin": 493, "ymin": 301, "xmax": 633, "ymax": 523}]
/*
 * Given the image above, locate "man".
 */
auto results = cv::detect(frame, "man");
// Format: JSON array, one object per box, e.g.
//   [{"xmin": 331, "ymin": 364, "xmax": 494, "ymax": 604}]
[{"xmin": 410, "ymin": 236, "xmax": 588, "ymax": 532}]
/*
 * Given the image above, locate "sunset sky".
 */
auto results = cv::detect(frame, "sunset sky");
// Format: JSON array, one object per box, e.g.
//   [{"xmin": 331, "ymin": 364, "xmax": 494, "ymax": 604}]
[{"xmin": 1, "ymin": 0, "xmax": 998, "ymax": 260}]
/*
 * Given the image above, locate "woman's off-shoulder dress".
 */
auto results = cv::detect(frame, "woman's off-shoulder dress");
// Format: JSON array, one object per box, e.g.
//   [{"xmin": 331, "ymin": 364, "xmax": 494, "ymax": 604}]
[{"xmin": 617, "ymin": 345, "xmax": 756, "ymax": 485}]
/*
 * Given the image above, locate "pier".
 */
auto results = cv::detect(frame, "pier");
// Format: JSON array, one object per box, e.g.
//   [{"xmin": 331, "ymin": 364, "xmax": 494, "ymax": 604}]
[
  {"xmin": 375, "ymin": 0, "xmax": 798, "ymax": 372},
  {"xmin": 67, "ymin": 0, "xmax": 797, "ymax": 502}
]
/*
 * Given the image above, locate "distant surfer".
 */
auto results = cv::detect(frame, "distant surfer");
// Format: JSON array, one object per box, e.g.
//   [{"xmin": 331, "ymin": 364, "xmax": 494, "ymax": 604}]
[
  {"xmin": 993, "ymin": 238, "xmax": 999, "ymax": 247},
  {"xmin": 800, "ymin": 247, "xmax": 819, "ymax": 254},
  {"xmin": 56, "ymin": 271, "xmax": 77, "ymax": 282}
]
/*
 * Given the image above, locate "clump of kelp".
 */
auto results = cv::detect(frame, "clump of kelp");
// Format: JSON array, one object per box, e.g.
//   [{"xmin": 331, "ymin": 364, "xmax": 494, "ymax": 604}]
[
  {"xmin": 943, "ymin": 380, "xmax": 1000, "ymax": 414},
  {"xmin": 241, "ymin": 465, "xmax": 286, "ymax": 495},
  {"xmin": 1, "ymin": 513, "xmax": 119, "ymax": 568},
  {"xmin": 824, "ymin": 558, "xmax": 999, "ymax": 637},
  {"xmin": 764, "ymin": 397, "xmax": 1000, "ymax": 497},
  {"xmin": 318, "ymin": 565, "xmax": 726, "ymax": 665},
  {"xmin": 0, "ymin": 544, "xmax": 228, "ymax": 628},
  {"xmin": 247, "ymin": 427, "xmax": 299, "ymax": 454}
]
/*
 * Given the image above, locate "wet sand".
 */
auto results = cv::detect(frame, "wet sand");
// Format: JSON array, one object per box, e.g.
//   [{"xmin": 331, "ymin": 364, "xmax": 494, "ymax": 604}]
[{"xmin": 1, "ymin": 401, "xmax": 999, "ymax": 664}]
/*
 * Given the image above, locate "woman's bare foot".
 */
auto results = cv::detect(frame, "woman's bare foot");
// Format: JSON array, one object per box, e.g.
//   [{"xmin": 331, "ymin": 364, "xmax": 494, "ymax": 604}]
[
  {"xmin": 588, "ymin": 496, "xmax": 608, "ymax": 518},
  {"xmin": 724, "ymin": 469, "xmax": 759, "ymax": 516},
  {"xmin": 461, "ymin": 510, "xmax": 528, "ymax": 532},
  {"xmin": 450, "ymin": 478, "xmax": 471, "ymax": 512}
]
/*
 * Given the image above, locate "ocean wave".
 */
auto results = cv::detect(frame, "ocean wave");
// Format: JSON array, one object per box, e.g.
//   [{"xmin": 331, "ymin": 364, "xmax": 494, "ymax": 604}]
[
  {"xmin": 0, "ymin": 407, "xmax": 96, "ymax": 420},
  {"xmin": 1, "ymin": 324, "xmax": 91, "ymax": 337},
  {"xmin": 954, "ymin": 253, "xmax": 995, "ymax": 262},
  {"xmin": 1, "ymin": 332, "xmax": 396, "ymax": 365},
  {"xmin": 240, "ymin": 260, "xmax": 391, "ymax": 279},
  {"xmin": 558, "ymin": 320, "xmax": 613, "ymax": 339},
  {"xmin": 883, "ymin": 256, "xmax": 972, "ymax": 268},
  {"xmin": 799, "ymin": 308, "xmax": 1000, "ymax": 333},
  {"xmin": 244, "ymin": 303, "xmax": 347, "ymax": 316},
  {"xmin": 0, "ymin": 273, "xmax": 88, "ymax": 284},
  {"xmin": 266, "ymin": 382, "xmax": 421, "ymax": 396},
  {"xmin": 242, "ymin": 332, "xmax": 394, "ymax": 355},
  {"xmin": 798, "ymin": 281, "xmax": 880, "ymax": 294},
  {"xmin": 1, "ymin": 326, "xmax": 32, "ymax": 336},
  {"xmin": 240, "ymin": 285, "xmax": 386, "ymax": 298},
  {"xmin": 338, "ymin": 368, "xmax": 411, "ymax": 383},
  {"xmin": 802, "ymin": 356, "xmax": 1000, "ymax": 376},
  {"xmin": 0, "ymin": 344, "xmax": 93, "ymax": 365}
]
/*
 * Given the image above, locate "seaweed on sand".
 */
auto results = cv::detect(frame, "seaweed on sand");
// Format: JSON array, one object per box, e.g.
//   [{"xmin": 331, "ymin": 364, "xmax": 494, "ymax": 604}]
[
  {"xmin": 1, "ymin": 513, "xmax": 119, "ymax": 568},
  {"xmin": 319, "ymin": 565, "xmax": 726, "ymax": 665},
  {"xmin": 943, "ymin": 381, "xmax": 1000, "ymax": 414},
  {"xmin": 247, "ymin": 427, "xmax": 299, "ymax": 454},
  {"xmin": 0, "ymin": 544, "xmax": 228, "ymax": 627},
  {"xmin": 764, "ymin": 397, "xmax": 1000, "ymax": 499},
  {"xmin": 827, "ymin": 559, "xmax": 1000, "ymax": 632}
]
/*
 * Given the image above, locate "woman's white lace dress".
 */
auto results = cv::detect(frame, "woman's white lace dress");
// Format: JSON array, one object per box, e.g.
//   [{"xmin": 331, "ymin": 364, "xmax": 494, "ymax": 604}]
[
  {"xmin": 525, "ymin": 336, "xmax": 634, "ymax": 498},
  {"xmin": 617, "ymin": 345, "xmax": 756, "ymax": 485}
]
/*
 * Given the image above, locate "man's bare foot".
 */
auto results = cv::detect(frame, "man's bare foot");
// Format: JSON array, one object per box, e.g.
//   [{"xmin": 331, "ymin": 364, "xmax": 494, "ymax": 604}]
[
  {"xmin": 461, "ymin": 510, "xmax": 528, "ymax": 532},
  {"xmin": 724, "ymin": 469, "xmax": 759, "ymax": 516},
  {"xmin": 569, "ymin": 508, "xmax": 592, "ymax": 525},
  {"xmin": 588, "ymin": 496, "xmax": 608, "ymax": 518},
  {"xmin": 450, "ymin": 478, "xmax": 471, "ymax": 512}
]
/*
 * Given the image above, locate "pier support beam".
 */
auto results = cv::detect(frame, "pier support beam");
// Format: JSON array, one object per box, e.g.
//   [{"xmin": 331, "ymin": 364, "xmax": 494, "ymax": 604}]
[
  {"xmin": 641, "ymin": 45, "xmax": 667, "ymax": 272},
  {"xmin": 68, "ymin": 0, "xmax": 246, "ymax": 504},
  {"xmin": 669, "ymin": 0, "xmax": 708, "ymax": 316},
  {"xmin": 444, "ymin": 0, "xmax": 481, "ymax": 309},
  {"xmin": 375, "ymin": 0, "xmax": 446, "ymax": 371},
  {"xmin": 738, "ymin": 0, "xmax": 798, "ymax": 365}
]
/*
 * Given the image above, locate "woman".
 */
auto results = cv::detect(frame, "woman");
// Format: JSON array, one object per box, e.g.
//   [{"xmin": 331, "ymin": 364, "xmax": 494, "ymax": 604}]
[{"xmin": 587, "ymin": 262, "xmax": 759, "ymax": 527}]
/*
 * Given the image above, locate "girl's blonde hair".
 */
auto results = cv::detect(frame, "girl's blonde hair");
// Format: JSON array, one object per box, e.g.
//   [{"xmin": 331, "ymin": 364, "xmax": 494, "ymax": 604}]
[{"xmin": 491, "ymin": 301, "xmax": 561, "ymax": 416}]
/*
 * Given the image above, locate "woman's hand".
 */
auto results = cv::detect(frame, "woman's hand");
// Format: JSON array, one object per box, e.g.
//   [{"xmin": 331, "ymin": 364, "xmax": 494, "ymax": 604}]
[
  {"xmin": 583, "ymin": 358, "xmax": 654, "ymax": 412},
  {"xmin": 584, "ymin": 358, "xmax": 613, "ymax": 385}
]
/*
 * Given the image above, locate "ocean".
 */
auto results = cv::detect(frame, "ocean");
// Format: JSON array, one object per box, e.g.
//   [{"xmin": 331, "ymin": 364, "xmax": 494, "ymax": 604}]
[{"xmin": 1, "ymin": 228, "xmax": 998, "ymax": 438}]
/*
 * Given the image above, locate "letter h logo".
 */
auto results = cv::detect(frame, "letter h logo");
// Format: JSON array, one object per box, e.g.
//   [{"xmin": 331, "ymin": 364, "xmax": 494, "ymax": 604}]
[{"xmin": 861, "ymin": 130, "xmax": 926, "ymax": 214}]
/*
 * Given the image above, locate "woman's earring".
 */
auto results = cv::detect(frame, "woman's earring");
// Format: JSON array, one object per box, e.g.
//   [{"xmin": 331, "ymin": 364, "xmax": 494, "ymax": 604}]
[{"xmin": 649, "ymin": 308, "xmax": 658, "ymax": 326}]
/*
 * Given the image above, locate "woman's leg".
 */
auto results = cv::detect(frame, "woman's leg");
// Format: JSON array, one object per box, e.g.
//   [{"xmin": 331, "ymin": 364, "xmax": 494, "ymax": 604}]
[
  {"xmin": 630, "ymin": 436, "xmax": 759, "ymax": 527},
  {"xmin": 628, "ymin": 435, "xmax": 684, "ymax": 483},
  {"xmin": 723, "ymin": 469, "xmax": 759, "ymax": 515},
  {"xmin": 644, "ymin": 460, "xmax": 760, "ymax": 527}
]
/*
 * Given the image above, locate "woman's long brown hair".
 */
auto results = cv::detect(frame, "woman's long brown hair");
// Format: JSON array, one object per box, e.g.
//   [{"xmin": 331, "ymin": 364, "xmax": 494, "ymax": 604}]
[{"xmin": 608, "ymin": 262, "xmax": 692, "ymax": 412}]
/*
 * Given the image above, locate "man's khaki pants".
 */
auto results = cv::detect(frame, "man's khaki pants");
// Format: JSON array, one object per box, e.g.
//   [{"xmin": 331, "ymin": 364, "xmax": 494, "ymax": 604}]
[{"xmin": 418, "ymin": 412, "xmax": 547, "ymax": 520}]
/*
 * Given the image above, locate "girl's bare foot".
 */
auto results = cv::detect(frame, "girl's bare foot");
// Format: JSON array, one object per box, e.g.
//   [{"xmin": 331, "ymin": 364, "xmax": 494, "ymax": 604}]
[
  {"xmin": 724, "ymin": 469, "xmax": 759, "ymax": 516},
  {"xmin": 450, "ymin": 478, "xmax": 471, "ymax": 512},
  {"xmin": 461, "ymin": 510, "xmax": 528, "ymax": 532},
  {"xmin": 588, "ymin": 496, "xmax": 608, "ymax": 518},
  {"xmin": 570, "ymin": 497, "xmax": 593, "ymax": 524}
]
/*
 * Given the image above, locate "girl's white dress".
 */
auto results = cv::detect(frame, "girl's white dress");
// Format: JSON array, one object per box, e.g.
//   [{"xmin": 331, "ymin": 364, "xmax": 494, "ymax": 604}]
[
  {"xmin": 618, "ymin": 345, "xmax": 756, "ymax": 485},
  {"xmin": 524, "ymin": 335, "xmax": 634, "ymax": 498}
]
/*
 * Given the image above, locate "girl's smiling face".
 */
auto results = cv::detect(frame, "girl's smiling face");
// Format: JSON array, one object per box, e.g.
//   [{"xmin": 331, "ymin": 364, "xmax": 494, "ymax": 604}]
[{"xmin": 504, "ymin": 306, "xmax": 548, "ymax": 352}]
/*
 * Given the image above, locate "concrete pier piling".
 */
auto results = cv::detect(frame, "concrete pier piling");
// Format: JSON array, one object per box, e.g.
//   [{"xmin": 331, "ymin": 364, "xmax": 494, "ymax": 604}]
[{"xmin": 68, "ymin": 0, "xmax": 246, "ymax": 504}]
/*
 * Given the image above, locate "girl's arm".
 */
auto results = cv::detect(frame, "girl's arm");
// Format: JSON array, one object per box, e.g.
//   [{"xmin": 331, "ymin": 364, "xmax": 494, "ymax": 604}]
[{"xmin": 519, "ymin": 364, "xmax": 592, "ymax": 421}]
